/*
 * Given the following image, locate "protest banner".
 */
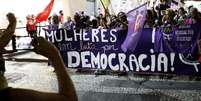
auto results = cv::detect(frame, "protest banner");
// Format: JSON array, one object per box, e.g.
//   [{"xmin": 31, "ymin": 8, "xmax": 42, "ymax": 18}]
[{"xmin": 45, "ymin": 25, "xmax": 201, "ymax": 76}]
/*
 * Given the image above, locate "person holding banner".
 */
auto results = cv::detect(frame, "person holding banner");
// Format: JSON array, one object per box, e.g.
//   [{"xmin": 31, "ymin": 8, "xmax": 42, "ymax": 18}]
[
  {"xmin": 59, "ymin": 10, "xmax": 64, "ymax": 24},
  {"xmin": 98, "ymin": 13, "xmax": 107, "ymax": 28},
  {"xmin": 64, "ymin": 16, "xmax": 75, "ymax": 31},
  {"xmin": 144, "ymin": 9, "xmax": 155, "ymax": 28},
  {"xmin": 174, "ymin": 7, "xmax": 187, "ymax": 25},
  {"xmin": 155, "ymin": 0, "xmax": 170, "ymax": 25},
  {"xmin": 0, "ymin": 13, "xmax": 77, "ymax": 101}
]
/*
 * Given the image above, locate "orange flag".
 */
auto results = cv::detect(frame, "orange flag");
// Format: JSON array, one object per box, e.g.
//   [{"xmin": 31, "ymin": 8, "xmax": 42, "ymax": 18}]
[{"xmin": 35, "ymin": 0, "xmax": 54, "ymax": 23}]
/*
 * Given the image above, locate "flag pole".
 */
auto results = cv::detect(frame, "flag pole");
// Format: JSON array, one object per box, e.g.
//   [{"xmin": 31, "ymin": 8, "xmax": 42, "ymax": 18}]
[
  {"xmin": 39, "ymin": 23, "xmax": 41, "ymax": 36},
  {"xmin": 100, "ymin": 0, "xmax": 108, "ymax": 15},
  {"xmin": 99, "ymin": 0, "xmax": 110, "ymax": 28}
]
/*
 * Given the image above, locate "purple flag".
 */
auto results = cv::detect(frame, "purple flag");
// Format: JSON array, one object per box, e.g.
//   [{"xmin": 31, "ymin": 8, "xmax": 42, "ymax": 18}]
[{"xmin": 121, "ymin": 2, "xmax": 148, "ymax": 52}]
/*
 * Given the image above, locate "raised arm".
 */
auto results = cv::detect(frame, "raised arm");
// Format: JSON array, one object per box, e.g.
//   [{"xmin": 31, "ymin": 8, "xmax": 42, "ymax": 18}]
[
  {"xmin": 9, "ymin": 37, "xmax": 77, "ymax": 101},
  {"xmin": 0, "ymin": 13, "xmax": 77, "ymax": 101},
  {"xmin": 31, "ymin": 37, "xmax": 78, "ymax": 101},
  {"xmin": 0, "ymin": 13, "xmax": 17, "ymax": 49}
]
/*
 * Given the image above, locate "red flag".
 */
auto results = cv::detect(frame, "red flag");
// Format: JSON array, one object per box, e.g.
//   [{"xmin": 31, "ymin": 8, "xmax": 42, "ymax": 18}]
[{"xmin": 35, "ymin": 0, "xmax": 54, "ymax": 23}]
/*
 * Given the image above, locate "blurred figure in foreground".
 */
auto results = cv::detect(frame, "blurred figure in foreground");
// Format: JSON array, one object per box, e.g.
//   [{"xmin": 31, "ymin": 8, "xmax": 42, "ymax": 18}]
[{"xmin": 0, "ymin": 13, "xmax": 78, "ymax": 101}]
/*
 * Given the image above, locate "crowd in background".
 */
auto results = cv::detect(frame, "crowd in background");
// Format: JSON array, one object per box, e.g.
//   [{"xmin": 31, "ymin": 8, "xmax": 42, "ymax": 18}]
[
  {"xmin": 144, "ymin": 0, "xmax": 201, "ymax": 28},
  {"xmin": 24, "ymin": 0, "xmax": 201, "ymax": 76},
  {"xmin": 46, "ymin": 10, "xmax": 128, "ymax": 31},
  {"xmin": 44, "ymin": 1, "xmax": 201, "ymax": 33}
]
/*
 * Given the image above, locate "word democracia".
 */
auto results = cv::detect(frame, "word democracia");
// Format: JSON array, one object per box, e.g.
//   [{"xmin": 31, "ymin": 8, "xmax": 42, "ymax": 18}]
[{"xmin": 67, "ymin": 50, "xmax": 176, "ymax": 72}]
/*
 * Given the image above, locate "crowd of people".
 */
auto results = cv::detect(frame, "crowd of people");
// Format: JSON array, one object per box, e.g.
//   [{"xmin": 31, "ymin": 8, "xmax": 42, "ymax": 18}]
[
  {"xmin": 144, "ymin": 2, "xmax": 201, "ymax": 28},
  {"xmin": 45, "ymin": 2, "xmax": 201, "ymax": 34},
  {"xmin": 47, "ymin": 10, "xmax": 128, "ymax": 32}
]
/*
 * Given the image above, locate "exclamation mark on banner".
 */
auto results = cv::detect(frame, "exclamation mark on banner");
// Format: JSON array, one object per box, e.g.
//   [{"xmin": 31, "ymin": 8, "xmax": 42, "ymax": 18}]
[
  {"xmin": 152, "ymin": 28, "xmax": 156, "ymax": 43},
  {"xmin": 170, "ymin": 53, "xmax": 175, "ymax": 72}
]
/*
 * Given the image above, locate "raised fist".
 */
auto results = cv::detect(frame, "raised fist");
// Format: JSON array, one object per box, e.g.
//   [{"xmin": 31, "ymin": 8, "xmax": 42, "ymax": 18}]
[
  {"xmin": 31, "ymin": 37, "xmax": 59, "ymax": 59},
  {"xmin": 6, "ymin": 13, "xmax": 16, "ymax": 24},
  {"xmin": 6, "ymin": 13, "xmax": 17, "ymax": 34}
]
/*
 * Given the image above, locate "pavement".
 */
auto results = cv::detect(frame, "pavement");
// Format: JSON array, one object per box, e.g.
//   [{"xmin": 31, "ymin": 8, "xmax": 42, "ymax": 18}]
[{"xmin": 4, "ymin": 50, "xmax": 201, "ymax": 101}]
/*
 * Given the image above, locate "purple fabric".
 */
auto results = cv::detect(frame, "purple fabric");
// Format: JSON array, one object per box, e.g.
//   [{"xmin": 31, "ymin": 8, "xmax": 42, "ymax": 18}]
[
  {"xmin": 121, "ymin": 3, "xmax": 148, "ymax": 52},
  {"xmin": 154, "ymin": 28, "xmax": 163, "ymax": 52},
  {"xmin": 44, "ymin": 27, "xmax": 201, "ymax": 75}
]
